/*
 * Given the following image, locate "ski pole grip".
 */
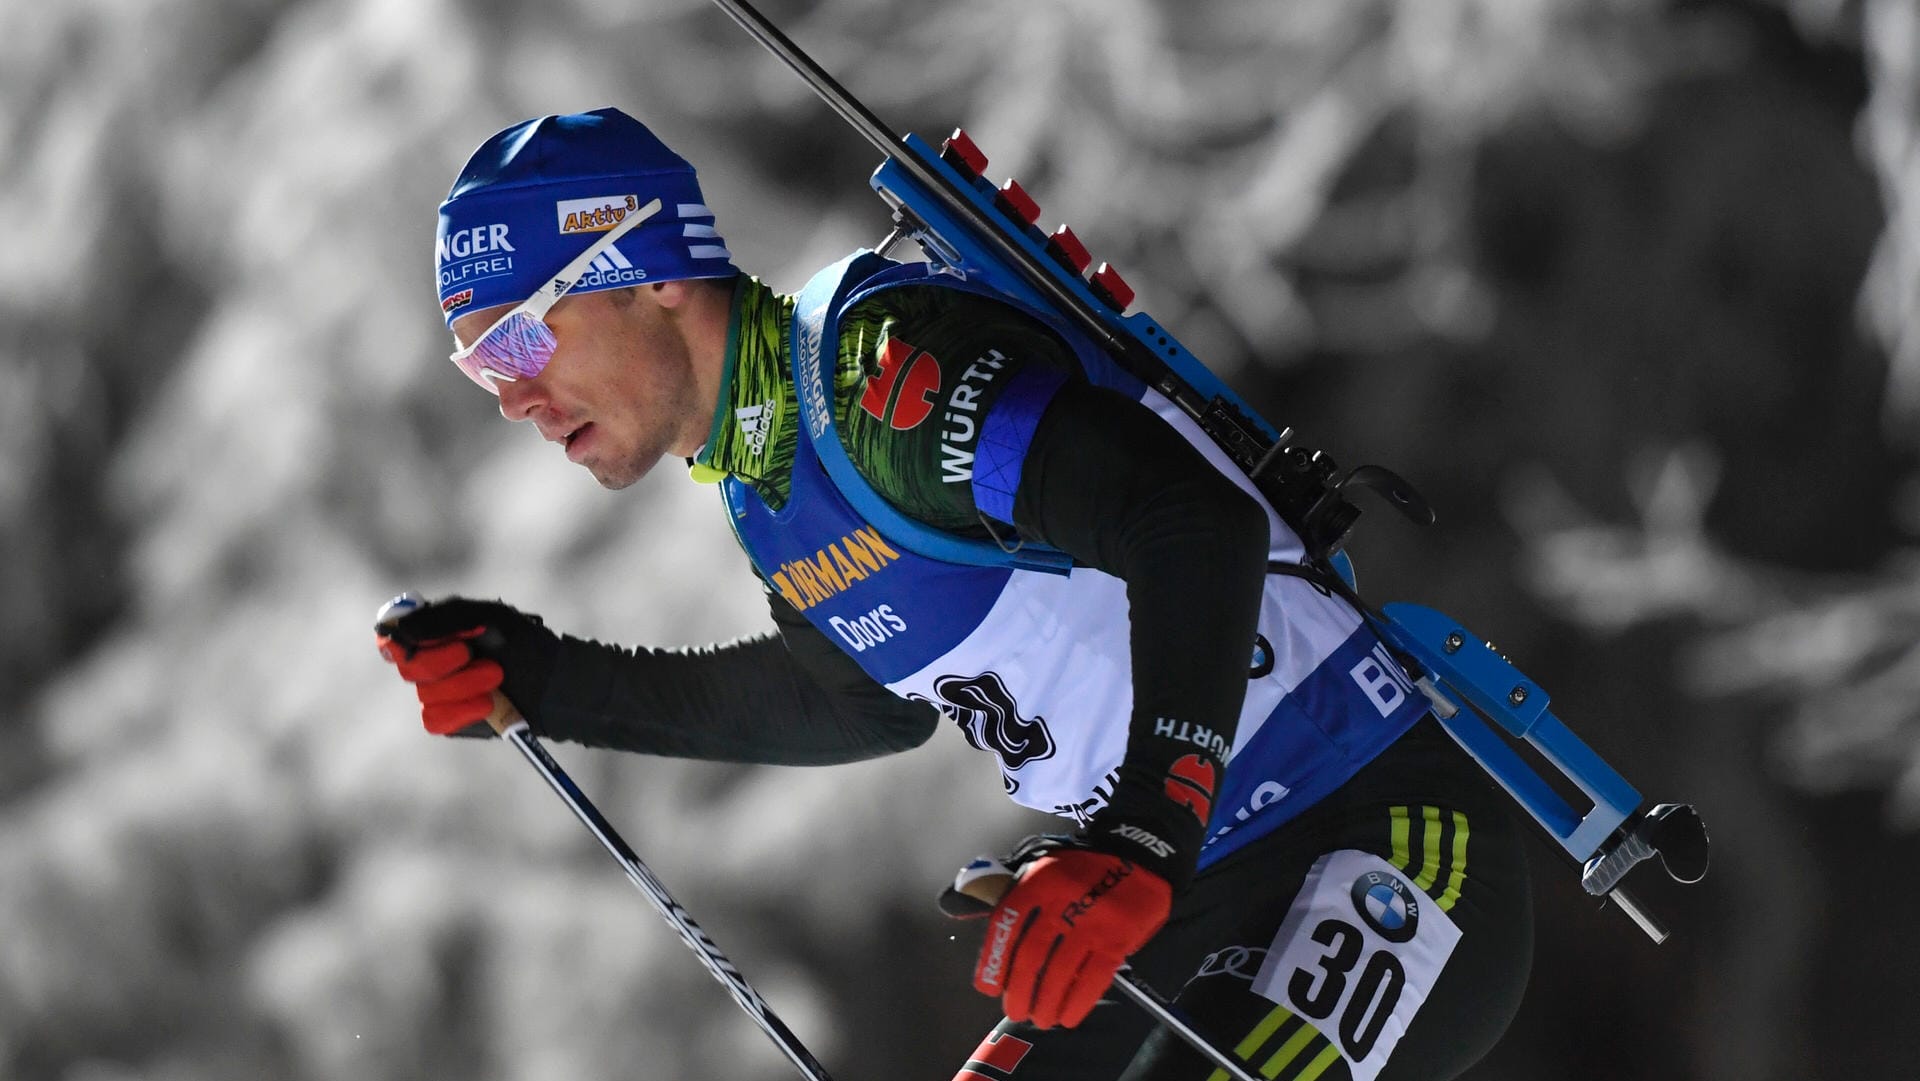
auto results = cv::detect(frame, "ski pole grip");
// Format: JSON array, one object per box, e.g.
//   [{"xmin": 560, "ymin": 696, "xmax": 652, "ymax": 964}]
[
  {"xmin": 481, "ymin": 691, "xmax": 524, "ymax": 736},
  {"xmin": 376, "ymin": 592, "xmax": 528, "ymax": 738},
  {"xmin": 939, "ymin": 858, "xmax": 1016, "ymax": 918},
  {"xmin": 375, "ymin": 591, "xmax": 431, "ymax": 635}
]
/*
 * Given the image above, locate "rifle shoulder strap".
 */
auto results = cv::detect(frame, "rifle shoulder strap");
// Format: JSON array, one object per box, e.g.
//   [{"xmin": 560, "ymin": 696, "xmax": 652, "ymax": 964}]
[{"xmin": 788, "ymin": 250, "xmax": 1074, "ymax": 575}]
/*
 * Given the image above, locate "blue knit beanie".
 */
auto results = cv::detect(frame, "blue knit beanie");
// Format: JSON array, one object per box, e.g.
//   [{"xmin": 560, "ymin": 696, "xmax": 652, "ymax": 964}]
[{"xmin": 435, "ymin": 107, "xmax": 736, "ymax": 327}]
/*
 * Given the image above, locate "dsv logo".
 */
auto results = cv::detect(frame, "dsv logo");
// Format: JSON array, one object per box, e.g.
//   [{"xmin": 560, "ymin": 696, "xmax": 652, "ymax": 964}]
[{"xmin": 911, "ymin": 672, "xmax": 1055, "ymax": 771}]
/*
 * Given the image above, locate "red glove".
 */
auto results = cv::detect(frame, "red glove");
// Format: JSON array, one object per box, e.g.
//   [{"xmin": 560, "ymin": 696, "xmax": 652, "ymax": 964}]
[
  {"xmin": 972, "ymin": 848, "xmax": 1172, "ymax": 1029},
  {"xmin": 378, "ymin": 626, "xmax": 504, "ymax": 735},
  {"xmin": 375, "ymin": 597, "xmax": 557, "ymax": 736}
]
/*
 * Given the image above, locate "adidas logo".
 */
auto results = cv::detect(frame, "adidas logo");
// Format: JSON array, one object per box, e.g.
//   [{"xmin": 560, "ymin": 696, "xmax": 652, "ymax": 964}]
[
  {"xmin": 736, "ymin": 402, "xmax": 772, "ymax": 456},
  {"xmin": 590, "ymin": 247, "xmax": 633, "ymax": 274},
  {"xmin": 577, "ymin": 243, "xmax": 648, "ymax": 289}
]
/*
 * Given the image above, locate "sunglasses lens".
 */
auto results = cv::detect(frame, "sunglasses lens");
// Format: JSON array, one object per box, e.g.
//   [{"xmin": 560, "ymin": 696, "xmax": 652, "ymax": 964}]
[{"xmin": 449, "ymin": 311, "xmax": 557, "ymax": 393}]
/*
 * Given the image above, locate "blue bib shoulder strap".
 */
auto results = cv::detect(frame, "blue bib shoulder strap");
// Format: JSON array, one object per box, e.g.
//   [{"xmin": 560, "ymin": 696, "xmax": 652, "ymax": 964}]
[{"xmin": 789, "ymin": 250, "xmax": 1075, "ymax": 575}]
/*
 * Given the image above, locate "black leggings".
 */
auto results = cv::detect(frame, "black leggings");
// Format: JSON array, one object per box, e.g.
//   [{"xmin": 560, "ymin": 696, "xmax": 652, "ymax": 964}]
[{"xmin": 954, "ymin": 718, "xmax": 1534, "ymax": 1081}]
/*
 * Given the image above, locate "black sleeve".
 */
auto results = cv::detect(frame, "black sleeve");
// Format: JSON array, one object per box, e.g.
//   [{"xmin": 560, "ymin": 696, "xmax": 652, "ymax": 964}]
[
  {"xmin": 1011, "ymin": 380, "xmax": 1270, "ymax": 891},
  {"xmin": 534, "ymin": 589, "xmax": 940, "ymax": 765}
]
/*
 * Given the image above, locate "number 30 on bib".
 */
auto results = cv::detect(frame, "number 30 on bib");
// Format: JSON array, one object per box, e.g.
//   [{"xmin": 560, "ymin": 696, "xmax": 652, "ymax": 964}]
[{"xmin": 1252, "ymin": 850, "xmax": 1462, "ymax": 1081}]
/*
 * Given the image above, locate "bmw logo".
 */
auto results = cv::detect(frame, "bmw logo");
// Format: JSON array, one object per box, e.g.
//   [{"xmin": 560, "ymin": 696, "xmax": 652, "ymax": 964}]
[
  {"xmin": 1248, "ymin": 634, "xmax": 1275, "ymax": 679},
  {"xmin": 1350, "ymin": 870, "xmax": 1419, "ymax": 943}
]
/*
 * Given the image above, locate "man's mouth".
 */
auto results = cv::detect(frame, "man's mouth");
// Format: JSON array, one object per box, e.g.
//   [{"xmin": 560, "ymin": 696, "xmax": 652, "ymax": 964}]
[{"xmin": 564, "ymin": 422, "xmax": 594, "ymax": 462}]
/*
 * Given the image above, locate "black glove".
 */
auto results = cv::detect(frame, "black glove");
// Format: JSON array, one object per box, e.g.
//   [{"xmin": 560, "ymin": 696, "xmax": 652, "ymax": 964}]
[{"xmin": 375, "ymin": 597, "xmax": 560, "ymax": 737}]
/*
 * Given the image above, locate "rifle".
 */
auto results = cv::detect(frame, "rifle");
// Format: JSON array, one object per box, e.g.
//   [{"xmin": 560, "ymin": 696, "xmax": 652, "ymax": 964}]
[{"xmin": 708, "ymin": 0, "xmax": 1708, "ymax": 942}]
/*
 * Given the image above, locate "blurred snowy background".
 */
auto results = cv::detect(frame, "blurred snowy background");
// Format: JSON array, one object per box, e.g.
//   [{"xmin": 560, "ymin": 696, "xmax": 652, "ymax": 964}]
[{"xmin": 5, "ymin": 0, "xmax": 1919, "ymax": 1078}]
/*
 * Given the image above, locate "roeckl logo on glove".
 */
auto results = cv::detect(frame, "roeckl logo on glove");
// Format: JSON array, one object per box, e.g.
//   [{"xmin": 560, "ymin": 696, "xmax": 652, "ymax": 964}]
[
  {"xmin": 977, "ymin": 906, "xmax": 1025, "ymax": 990},
  {"xmin": 1061, "ymin": 860, "xmax": 1134, "ymax": 927}
]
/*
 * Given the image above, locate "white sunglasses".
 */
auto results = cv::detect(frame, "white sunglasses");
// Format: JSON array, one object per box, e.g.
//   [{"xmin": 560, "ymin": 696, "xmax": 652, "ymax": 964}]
[{"xmin": 448, "ymin": 196, "xmax": 663, "ymax": 392}]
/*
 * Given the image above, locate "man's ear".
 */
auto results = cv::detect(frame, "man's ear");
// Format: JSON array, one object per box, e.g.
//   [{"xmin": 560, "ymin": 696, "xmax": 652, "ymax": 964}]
[{"xmin": 648, "ymin": 279, "xmax": 691, "ymax": 310}]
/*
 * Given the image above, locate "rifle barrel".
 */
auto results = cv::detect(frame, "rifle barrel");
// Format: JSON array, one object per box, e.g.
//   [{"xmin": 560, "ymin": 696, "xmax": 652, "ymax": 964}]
[
  {"xmin": 707, "ymin": 0, "xmax": 1146, "ymax": 367},
  {"xmin": 707, "ymin": 0, "xmax": 904, "ymax": 156}
]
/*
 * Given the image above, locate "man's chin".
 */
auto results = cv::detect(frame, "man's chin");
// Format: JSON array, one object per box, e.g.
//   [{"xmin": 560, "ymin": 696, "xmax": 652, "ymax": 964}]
[{"xmin": 585, "ymin": 453, "xmax": 655, "ymax": 491}]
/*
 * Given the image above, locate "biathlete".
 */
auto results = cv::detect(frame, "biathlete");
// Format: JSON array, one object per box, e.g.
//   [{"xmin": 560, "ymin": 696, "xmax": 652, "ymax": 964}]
[{"xmin": 379, "ymin": 107, "xmax": 1533, "ymax": 1081}]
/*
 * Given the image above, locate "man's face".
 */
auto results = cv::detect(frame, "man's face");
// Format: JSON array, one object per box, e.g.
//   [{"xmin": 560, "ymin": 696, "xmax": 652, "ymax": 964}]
[{"xmin": 451, "ymin": 286, "xmax": 701, "ymax": 490}]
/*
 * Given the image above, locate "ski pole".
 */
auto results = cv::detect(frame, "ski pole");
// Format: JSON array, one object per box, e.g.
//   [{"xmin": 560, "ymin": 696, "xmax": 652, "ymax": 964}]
[
  {"xmin": 377, "ymin": 593, "xmax": 838, "ymax": 1081},
  {"xmin": 944, "ymin": 860, "xmax": 1266, "ymax": 1081}
]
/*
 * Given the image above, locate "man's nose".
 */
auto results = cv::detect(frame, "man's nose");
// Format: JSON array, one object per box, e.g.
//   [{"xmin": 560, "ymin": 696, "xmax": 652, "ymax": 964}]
[{"xmin": 495, "ymin": 373, "xmax": 547, "ymax": 421}]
